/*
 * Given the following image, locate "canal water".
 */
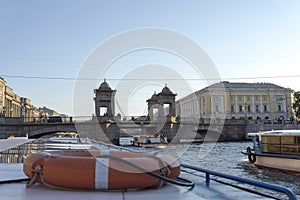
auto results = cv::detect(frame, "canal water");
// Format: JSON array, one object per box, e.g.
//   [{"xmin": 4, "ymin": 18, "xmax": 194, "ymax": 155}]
[{"xmin": 130, "ymin": 141, "xmax": 300, "ymax": 199}]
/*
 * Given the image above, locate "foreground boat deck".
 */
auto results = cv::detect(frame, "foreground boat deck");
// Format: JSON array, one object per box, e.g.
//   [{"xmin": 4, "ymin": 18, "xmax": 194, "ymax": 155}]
[{"xmin": 0, "ymin": 164, "xmax": 282, "ymax": 200}]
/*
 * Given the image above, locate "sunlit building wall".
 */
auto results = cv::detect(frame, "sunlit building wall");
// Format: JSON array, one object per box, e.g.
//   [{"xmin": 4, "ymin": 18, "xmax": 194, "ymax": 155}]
[
  {"xmin": 176, "ymin": 82, "xmax": 294, "ymax": 121},
  {"xmin": 0, "ymin": 77, "xmax": 5, "ymax": 115},
  {"xmin": 4, "ymin": 85, "xmax": 21, "ymax": 117}
]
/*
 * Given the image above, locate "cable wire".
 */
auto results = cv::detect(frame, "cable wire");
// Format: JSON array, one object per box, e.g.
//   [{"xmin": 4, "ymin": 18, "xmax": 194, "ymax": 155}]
[{"xmin": 2, "ymin": 74, "xmax": 300, "ymax": 81}]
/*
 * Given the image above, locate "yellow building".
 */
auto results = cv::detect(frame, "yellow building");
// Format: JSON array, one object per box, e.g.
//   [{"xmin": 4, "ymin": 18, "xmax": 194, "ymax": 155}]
[
  {"xmin": 0, "ymin": 77, "xmax": 63, "ymax": 121},
  {"xmin": 176, "ymin": 81, "xmax": 294, "ymax": 121},
  {"xmin": 0, "ymin": 77, "xmax": 5, "ymax": 116},
  {"xmin": 4, "ymin": 85, "xmax": 21, "ymax": 117},
  {"xmin": 0, "ymin": 77, "xmax": 34, "ymax": 120}
]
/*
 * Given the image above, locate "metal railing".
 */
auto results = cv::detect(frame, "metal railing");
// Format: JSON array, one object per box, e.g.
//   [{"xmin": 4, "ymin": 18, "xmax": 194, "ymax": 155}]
[
  {"xmin": 181, "ymin": 163, "xmax": 297, "ymax": 200},
  {"xmin": 0, "ymin": 142, "xmax": 44, "ymax": 163},
  {"xmin": 93, "ymin": 140, "xmax": 297, "ymax": 199}
]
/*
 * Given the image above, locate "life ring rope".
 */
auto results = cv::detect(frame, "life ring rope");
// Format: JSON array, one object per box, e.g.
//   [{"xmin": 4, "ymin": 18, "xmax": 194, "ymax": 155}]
[
  {"xmin": 246, "ymin": 147, "xmax": 256, "ymax": 163},
  {"xmin": 248, "ymin": 153, "xmax": 256, "ymax": 163},
  {"xmin": 26, "ymin": 165, "xmax": 79, "ymax": 191},
  {"xmin": 26, "ymin": 153, "xmax": 195, "ymax": 190}
]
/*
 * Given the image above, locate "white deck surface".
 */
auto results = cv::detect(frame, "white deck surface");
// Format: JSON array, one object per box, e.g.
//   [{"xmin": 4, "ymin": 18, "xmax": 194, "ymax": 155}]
[{"xmin": 0, "ymin": 163, "xmax": 276, "ymax": 200}]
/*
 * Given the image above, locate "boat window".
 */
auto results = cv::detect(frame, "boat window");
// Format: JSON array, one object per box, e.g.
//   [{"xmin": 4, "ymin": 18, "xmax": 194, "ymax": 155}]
[
  {"xmin": 261, "ymin": 136, "xmax": 280, "ymax": 153},
  {"xmin": 281, "ymin": 136, "xmax": 298, "ymax": 154},
  {"xmin": 261, "ymin": 135, "xmax": 300, "ymax": 155}
]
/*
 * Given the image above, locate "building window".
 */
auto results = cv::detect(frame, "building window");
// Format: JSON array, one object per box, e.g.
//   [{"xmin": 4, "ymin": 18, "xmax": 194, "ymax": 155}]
[
  {"xmin": 278, "ymin": 105, "xmax": 282, "ymax": 112},
  {"xmin": 231, "ymin": 105, "xmax": 234, "ymax": 113},
  {"xmin": 247, "ymin": 105, "xmax": 251, "ymax": 112},
  {"xmin": 215, "ymin": 105, "xmax": 219, "ymax": 113},
  {"xmin": 239, "ymin": 105, "xmax": 243, "ymax": 112},
  {"xmin": 247, "ymin": 96, "xmax": 250, "ymax": 101},
  {"xmin": 255, "ymin": 105, "xmax": 259, "ymax": 112},
  {"xmin": 264, "ymin": 105, "xmax": 267, "ymax": 112}
]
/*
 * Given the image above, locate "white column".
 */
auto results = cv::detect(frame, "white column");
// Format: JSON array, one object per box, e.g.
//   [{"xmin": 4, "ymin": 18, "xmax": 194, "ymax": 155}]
[
  {"xmin": 244, "ymin": 95, "xmax": 246, "ymax": 115},
  {"xmin": 221, "ymin": 95, "xmax": 224, "ymax": 113},
  {"xmin": 211, "ymin": 96, "xmax": 213, "ymax": 114},
  {"xmin": 190, "ymin": 101, "xmax": 192, "ymax": 117},
  {"xmin": 252, "ymin": 95, "xmax": 255, "ymax": 113},
  {"xmin": 235, "ymin": 95, "xmax": 238, "ymax": 113},
  {"xmin": 283, "ymin": 95, "xmax": 287, "ymax": 112},
  {"xmin": 274, "ymin": 95, "xmax": 277, "ymax": 112},
  {"xmin": 260, "ymin": 95, "xmax": 263, "ymax": 112}
]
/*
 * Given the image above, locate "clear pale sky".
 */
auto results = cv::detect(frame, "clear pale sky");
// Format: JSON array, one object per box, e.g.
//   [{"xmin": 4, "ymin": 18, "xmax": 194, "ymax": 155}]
[{"xmin": 1, "ymin": 0, "xmax": 300, "ymax": 117}]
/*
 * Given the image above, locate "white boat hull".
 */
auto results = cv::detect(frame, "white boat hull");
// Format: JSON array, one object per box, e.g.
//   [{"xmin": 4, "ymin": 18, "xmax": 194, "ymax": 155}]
[{"xmin": 255, "ymin": 155, "xmax": 300, "ymax": 174}]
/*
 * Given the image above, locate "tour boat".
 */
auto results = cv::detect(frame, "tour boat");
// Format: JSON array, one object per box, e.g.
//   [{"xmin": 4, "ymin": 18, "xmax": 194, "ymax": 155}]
[
  {"xmin": 133, "ymin": 134, "xmax": 168, "ymax": 147},
  {"xmin": 43, "ymin": 136, "xmax": 92, "ymax": 150},
  {"xmin": 119, "ymin": 136, "xmax": 134, "ymax": 146},
  {"xmin": 0, "ymin": 137, "xmax": 298, "ymax": 199},
  {"xmin": 244, "ymin": 130, "xmax": 300, "ymax": 174}
]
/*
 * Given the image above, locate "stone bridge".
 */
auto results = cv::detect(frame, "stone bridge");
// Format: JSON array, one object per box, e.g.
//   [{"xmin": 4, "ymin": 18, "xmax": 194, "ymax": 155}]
[
  {"xmin": 0, "ymin": 117, "xmax": 175, "ymax": 144},
  {"xmin": 0, "ymin": 121, "xmax": 76, "ymax": 139},
  {"xmin": 2, "ymin": 117, "xmax": 299, "ymax": 144},
  {"xmin": 0, "ymin": 118, "xmax": 245, "ymax": 143}
]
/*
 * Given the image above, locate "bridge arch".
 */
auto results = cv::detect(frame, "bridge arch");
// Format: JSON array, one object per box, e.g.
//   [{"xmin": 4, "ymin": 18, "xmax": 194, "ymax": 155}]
[{"xmin": 28, "ymin": 125, "xmax": 77, "ymax": 138}]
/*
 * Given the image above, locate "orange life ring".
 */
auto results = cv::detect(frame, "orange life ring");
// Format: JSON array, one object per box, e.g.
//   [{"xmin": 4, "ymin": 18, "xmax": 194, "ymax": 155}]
[{"xmin": 23, "ymin": 150, "xmax": 180, "ymax": 190}]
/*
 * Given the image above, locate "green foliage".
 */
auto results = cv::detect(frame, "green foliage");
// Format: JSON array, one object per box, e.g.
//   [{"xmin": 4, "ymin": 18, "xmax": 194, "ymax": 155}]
[{"xmin": 293, "ymin": 91, "xmax": 300, "ymax": 120}]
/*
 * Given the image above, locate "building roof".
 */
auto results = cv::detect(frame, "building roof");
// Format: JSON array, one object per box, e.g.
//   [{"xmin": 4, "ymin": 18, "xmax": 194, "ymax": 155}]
[
  {"xmin": 98, "ymin": 79, "xmax": 111, "ymax": 90},
  {"xmin": 207, "ymin": 81, "xmax": 287, "ymax": 90},
  {"xmin": 161, "ymin": 86, "xmax": 173, "ymax": 94},
  {"xmin": 150, "ymin": 92, "xmax": 158, "ymax": 100}
]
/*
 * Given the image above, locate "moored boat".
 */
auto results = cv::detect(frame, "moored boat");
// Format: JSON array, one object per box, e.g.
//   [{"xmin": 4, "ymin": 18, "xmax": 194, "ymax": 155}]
[
  {"xmin": 133, "ymin": 134, "xmax": 168, "ymax": 147},
  {"xmin": 119, "ymin": 136, "xmax": 134, "ymax": 146},
  {"xmin": 243, "ymin": 130, "xmax": 300, "ymax": 174},
  {"xmin": 43, "ymin": 136, "xmax": 92, "ymax": 150}
]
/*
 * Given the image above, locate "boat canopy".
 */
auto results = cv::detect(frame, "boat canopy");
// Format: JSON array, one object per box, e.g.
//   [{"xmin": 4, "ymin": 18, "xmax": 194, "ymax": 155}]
[{"xmin": 248, "ymin": 130, "xmax": 300, "ymax": 137}]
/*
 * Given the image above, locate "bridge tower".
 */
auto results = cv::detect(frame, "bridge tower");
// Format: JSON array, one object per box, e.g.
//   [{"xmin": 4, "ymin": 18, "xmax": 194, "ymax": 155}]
[
  {"xmin": 93, "ymin": 79, "xmax": 120, "ymax": 144},
  {"xmin": 147, "ymin": 84, "xmax": 177, "ymax": 120},
  {"xmin": 146, "ymin": 85, "xmax": 177, "ymax": 141},
  {"xmin": 94, "ymin": 79, "xmax": 116, "ymax": 120}
]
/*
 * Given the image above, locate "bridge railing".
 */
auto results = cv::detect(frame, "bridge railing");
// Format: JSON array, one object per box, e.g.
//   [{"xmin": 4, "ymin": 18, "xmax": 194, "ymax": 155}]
[{"xmin": 0, "ymin": 116, "xmax": 77, "ymax": 124}]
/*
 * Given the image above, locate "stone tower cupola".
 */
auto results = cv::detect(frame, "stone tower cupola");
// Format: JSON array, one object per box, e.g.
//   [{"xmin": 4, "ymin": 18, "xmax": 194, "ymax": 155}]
[
  {"xmin": 147, "ymin": 84, "xmax": 177, "ymax": 119},
  {"xmin": 94, "ymin": 79, "xmax": 116, "ymax": 117}
]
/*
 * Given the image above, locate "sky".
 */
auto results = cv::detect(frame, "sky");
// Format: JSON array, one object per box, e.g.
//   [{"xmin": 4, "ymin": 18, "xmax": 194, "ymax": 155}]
[{"xmin": 0, "ymin": 0, "xmax": 300, "ymax": 117}]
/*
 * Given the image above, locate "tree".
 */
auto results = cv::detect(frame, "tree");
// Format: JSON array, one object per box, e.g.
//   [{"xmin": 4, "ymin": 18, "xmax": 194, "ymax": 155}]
[{"xmin": 292, "ymin": 91, "xmax": 300, "ymax": 120}]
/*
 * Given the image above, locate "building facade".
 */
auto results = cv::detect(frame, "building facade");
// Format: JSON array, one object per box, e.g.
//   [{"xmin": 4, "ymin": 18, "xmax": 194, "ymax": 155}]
[
  {"xmin": 0, "ymin": 77, "xmax": 62, "ymax": 121},
  {"xmin": 176, "ymin": 82, "xmax": 294, "ymax": 121},
  {"xmin": 4, "ymin": 85, "xmax": 21, "ymax": 117},
  {"xmin": 0, "ymin": 77, "xmax": 5, "ymax": 116}
]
